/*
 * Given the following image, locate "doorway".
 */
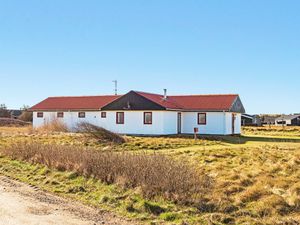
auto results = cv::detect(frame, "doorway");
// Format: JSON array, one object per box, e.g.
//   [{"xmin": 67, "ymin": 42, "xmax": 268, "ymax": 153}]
[
  {"xmin": 177, "ymin": 113, "xmax": 182, "ymax": 134},
  {"xmin": 232, "ymin": 113, "xmax": 236, "ymax": 135}
]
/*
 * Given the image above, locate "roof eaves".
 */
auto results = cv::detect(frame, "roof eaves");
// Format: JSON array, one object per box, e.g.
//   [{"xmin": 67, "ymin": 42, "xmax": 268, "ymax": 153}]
[{"xmin": 30, "ymin": 108, "xmax": 102, "ymax": 112}]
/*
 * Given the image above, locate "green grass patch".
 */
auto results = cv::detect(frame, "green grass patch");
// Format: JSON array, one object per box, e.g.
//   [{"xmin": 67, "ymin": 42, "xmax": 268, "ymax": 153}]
[{"xmin": 0, "ymin": 157, "xmax": 202, "ymax": 224}]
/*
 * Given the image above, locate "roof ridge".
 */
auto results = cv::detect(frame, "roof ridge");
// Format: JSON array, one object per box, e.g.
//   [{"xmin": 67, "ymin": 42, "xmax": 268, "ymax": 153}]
[
  {"xmin": 134, "ymin": 91, "xmax": 238, "ymax": 97},
  {"xmin": 133, "ymin": 91, "xmax": 163, "ymax": 96},
  {"xmin": 169, "ymin": 94, "xmax": 238, "ymax": 97},
  {"xmin": 134, "ymin": 91, "xmax": 184, "ymax": 109}
]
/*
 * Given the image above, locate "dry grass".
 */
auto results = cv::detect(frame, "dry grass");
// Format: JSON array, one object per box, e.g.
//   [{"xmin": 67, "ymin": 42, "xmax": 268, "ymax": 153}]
[
  {"xmin": 1, "ymin": 125, "xmax": 300, "ymax": 224},
  {"xmin": 0, "ymin": 118, "xmax": 30, "ymax": 127},
  {"xmin": 243, "ymin": 125, "xmax": 300, "ymax": 137},
  {"xmin": 77, "ymin": 122, "xmax": 126, "ymax": 144},
  {"xmin": 176, "ymin": 143, "xmax": 300, "ymax": 224},
  {"xmin": 0, "ymin": 126, "xmax": 31, "ymax": 136},
  {"xmin": 0, "ymin": 141, "xmax": 212, "ymax": 204},
  {"xmin": 31, "ymin": 119, "xmax": 69, "ymax": 133}
]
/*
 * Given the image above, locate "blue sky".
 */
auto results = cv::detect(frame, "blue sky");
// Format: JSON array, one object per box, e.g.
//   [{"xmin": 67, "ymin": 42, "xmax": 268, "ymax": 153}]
[{"xmin": 0, "ymin": 0, "xmax": 299, "ymax": 114}]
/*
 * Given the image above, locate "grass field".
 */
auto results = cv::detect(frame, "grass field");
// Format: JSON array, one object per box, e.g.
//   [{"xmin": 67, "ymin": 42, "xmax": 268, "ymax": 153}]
[{"xmin": 0, "ymin": 125, "xmax": 300, "ymax": 224}]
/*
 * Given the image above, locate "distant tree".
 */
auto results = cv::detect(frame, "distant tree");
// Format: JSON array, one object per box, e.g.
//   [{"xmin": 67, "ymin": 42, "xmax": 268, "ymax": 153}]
[
  {"xmin": 0, "ymin": 104, "xmax": 10, "ymax": 118},
  {"xmin": 0, "ymin": 104, "xmax": 7, "ymax": 110},
  {"xmin": 18, "ymin": 104, "xmax": 33, "ymax": 122},
  {"xmin": 20, "ymin": 105, "xmax": 30, "ymax": 111}
]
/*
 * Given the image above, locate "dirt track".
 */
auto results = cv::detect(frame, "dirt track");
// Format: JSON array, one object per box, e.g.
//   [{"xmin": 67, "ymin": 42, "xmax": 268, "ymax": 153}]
[{"xmin": 0, "ymin": 176, "xmax": 136, "ymax": 225}]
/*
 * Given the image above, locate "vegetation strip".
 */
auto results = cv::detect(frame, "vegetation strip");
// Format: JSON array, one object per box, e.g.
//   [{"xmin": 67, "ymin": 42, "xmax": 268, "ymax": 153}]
[{"xmin": 1, "ymin": 126, "xmax": 300, "ymax": 224}]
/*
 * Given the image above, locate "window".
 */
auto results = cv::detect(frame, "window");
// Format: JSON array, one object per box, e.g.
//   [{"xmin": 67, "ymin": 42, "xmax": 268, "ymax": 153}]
[
  {"xmin": 101, "ymin": 112, "xmax": 106, "ymax": 118},
  {"xmin": 37, "ymin": 112, "xmax": 43, "ymax": 118},
  {"xmin": 57, "ymin": 112, "xmax": 64, "ymax": 118},
  {"xmin": 116, "ymin": 112, "xmax": 124, "ymax": 124},
  {"xmin": 198, "ymin": 113, "xmax": 206, "ymax": 125},
  {"xmin": 144, "ymin": 112, "xmax": 152, "ymax": 124},
  {"xmin": 78, "ymin": 112, "xmax": 85, "ymax": 118}
]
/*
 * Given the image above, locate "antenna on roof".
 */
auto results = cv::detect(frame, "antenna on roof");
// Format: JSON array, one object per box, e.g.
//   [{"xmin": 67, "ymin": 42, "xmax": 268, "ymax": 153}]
[{"xmin": 112, "ymin": 80, "xmax": 118, "ymax": 95}]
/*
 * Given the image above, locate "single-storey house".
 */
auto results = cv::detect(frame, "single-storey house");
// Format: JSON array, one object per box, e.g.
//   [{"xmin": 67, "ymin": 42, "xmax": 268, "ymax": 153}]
[
  {"xmin": 275, "ymin": 114, "xmax": 300, "ymax": 126},
  {"xmin": 241, "ymin": 114, "xmax": 262, "ymax": 126},
  {"xmin": 30, "ymin": 90, "xmax": 245, "ymax": 135},
  {"xmin": 8, "ymin": 109, "xmax": 23, "ymax": 119},
  {"xmin": 261, "ymin": 115, "xmax": 277, "ymax": 125}
]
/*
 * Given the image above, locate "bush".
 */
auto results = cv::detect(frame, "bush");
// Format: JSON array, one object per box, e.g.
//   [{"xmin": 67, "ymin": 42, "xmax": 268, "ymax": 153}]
[
  {"xmin": 35, "ymin": 119, "xmax": 69, "ymax": 133},
  {"xmin": 18, "ymin": 111, "xmax": 33, "ymax": 122},
  {"xmin": 0, "ymin": 141, "xmax": 212, "ymax": 204},
  {"xmin": 76, "ymin": 122, "xmax": 126, "ymax": 144}
]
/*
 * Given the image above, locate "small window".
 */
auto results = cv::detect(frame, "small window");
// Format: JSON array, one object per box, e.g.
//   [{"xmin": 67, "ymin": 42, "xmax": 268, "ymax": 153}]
[
  {"xmin": 78, "ymin": 112, "xmax": 86, "ymax": 118},
  {"xmin": 37, "ymin": 112, "xmax": 43, "ymax": 118},
  {"xmin": 57, "ymin": 112, "xmax": 64, "ymax": 118},
  {"xmin": 116, "ymin": 112, "xmax": 124, "ymax": 124},
  {"xmin": 101, "ymin": 112, "xmax": 106, "ymax": 118},
  {"xmin": 198, "ymin": 113, "xmax": 206, "ymax": 125},
  {"xmin": 144, "ymin": 112, "xmax": 152, "ymax": 124}
]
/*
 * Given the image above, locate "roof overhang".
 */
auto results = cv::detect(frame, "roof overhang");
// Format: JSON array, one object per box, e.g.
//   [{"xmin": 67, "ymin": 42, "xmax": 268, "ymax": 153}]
[{"xmin": 29, "ymin": 108, "xmax": 101, "ymax": 112}]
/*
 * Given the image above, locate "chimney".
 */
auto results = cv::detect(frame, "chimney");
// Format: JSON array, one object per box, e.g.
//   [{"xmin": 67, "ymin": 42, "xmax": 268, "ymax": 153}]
[{"xmin": 163, "ymin": 89, "xmax": 167, "ymax": 100}]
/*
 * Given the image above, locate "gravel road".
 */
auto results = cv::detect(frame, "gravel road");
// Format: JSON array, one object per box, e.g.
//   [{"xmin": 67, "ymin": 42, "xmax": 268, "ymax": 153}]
[{"xmin": 0, "ymin": 176, "xmax": 137, "ymax": 225}]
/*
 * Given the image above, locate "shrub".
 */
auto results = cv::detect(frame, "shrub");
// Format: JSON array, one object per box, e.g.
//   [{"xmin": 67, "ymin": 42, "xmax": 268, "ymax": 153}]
[
  {"xmin": 18, "ymin": 111, "xmax": 33, "ymax": 122},
  {"xmin": 76, "ymin": 122, "xmax": 126, "ymax": 144},
  {"xmin": 35, "ymin": 119, "xmax": 69, "ymax": 133},
  {"xmin": 0, "ymin": 141, "xmax": 212, "ymax": 204}
]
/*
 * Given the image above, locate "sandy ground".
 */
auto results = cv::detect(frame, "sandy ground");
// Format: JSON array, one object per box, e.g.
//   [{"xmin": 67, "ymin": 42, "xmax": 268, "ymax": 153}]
[{"xmin": 0, "ymin": 176, "xmax": 137, "ymax": 225}]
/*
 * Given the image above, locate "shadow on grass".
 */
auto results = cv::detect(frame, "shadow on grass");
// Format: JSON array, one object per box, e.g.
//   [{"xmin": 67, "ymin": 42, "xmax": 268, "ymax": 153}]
[
  {"xmin": 208, "ymin": 135, "xmax": 300, "ymax": 144},
  {"xmin": 160, "ymin": 134, "xmax": 300, "ymax": 145},
  {"xmin": 130, "ymin": 134, "xmax": 300, "ymax": 145}
]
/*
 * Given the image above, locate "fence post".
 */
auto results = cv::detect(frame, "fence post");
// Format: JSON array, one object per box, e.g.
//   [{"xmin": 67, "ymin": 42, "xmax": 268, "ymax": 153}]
[{"xmin": 194, "ymin": 127, "xmax": 198, "ymax": 140}]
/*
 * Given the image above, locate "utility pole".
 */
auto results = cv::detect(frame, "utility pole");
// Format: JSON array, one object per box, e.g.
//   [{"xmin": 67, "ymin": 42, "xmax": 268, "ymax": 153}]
[{"xmin": 112, "ymin": 80, "xmax": 118, "ymax": 95}]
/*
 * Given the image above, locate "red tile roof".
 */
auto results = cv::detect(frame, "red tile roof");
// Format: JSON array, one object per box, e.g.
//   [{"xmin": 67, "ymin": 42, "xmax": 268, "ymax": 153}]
[
  {"xmin": 30, "ymin": 91, "xmax": 239, "ymax": 111},
  {"xmin": 136, "ymin": 91, "xmax": 183, "ymax": 109},
  {"xmin": 30, "ymin": 95, "xmax": 121, "ymax": 111},
  {"xmin": 136, "ymin": 91, "xmax": 238, "ymax": 111}
]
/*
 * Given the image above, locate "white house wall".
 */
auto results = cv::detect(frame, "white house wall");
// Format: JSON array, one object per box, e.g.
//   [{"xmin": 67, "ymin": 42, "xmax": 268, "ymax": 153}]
[
  {"xmin": 33, "ymin": 111, "xmax": 178, "ymax": 135},
  {"xmin": 275, "ymin": 119, "xmax": 291, "ymax": 126},
  {"xmin": 182, "ymin": 112, "xmax": 226, "ymax": 135},
  {"xmin": 33, "ymin": 111, "xmax": 242, "ymax": 135},
  {"xmin": 33, "ymin": 111, "xmax": 101, "ymax": 130},
  {"xmin": 162, "ymin": 111, "xmax": 178, "ymax": 134},
  {"xmin": 234, "ymin": 113, "xmax": 241, "ymax": 134},
  {"xmin": 100, "ymin": 111, "xmax": 168, "ymax": 135},
  {"xmin": 181, "ymin": 112, "xmax": 242, "ymax": 135},
  {"xmin": 224, "ymin": 113, "xmax": 232, "ymax": 135},
  {"xmin": 101, "ymin": 111, "xmax": 178, "ymax": 135}
]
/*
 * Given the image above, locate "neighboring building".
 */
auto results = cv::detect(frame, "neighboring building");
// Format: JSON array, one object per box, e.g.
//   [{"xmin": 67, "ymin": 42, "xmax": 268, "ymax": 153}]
[
  {"xmin": 275, "ymin": 115, "xmax": 300, "ymax": 126},
  {"xmin": 30, "ymin": 90, "xmax": 245, "ymax": 135},
  {"xmin": 8, "ymin": 110, "xmax": 23, "ymax": 119},
  {"xmin": 261, "ymin": 115, "xmax": 277, "ymax": 125},
  {"xmin": 0, "ymin": 109, "xmax": 22, "ymax": 119},
  {"xmin": 241, "ymin": 114, "xmax": 262, "ymax": 126}
]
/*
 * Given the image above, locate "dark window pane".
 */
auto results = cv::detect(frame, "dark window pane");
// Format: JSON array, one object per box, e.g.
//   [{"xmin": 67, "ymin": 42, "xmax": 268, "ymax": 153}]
[
  {"xmin": 144, "ymin": 112, "xmax": 152, "ymax": 124},
  {"xmin": 198, "ymin": 113, "xmax": 206, "ymax": 125}
]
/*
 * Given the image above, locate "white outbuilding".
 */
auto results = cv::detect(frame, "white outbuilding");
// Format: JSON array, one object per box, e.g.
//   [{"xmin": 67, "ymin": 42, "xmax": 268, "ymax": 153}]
[{"xmin": 30, "ymin": 90, "xmax": 245, "ymax": 135}]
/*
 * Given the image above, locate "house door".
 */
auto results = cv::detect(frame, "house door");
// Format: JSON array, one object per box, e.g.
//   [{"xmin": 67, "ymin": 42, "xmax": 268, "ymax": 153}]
[
  {"xmin": 177, "ymin": 113, "xmax": 182, "ymax": 134},
  {"xmin": 232, "ymin": 114, "xmax": 236, "ymax": 135}
]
